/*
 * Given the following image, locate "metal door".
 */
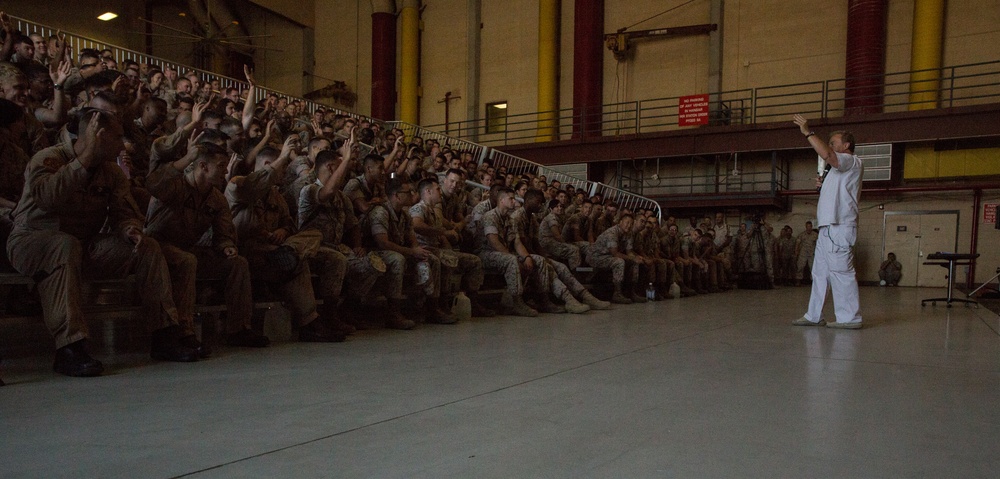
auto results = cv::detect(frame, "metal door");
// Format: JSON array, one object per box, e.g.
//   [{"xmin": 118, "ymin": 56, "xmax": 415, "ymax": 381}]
[{"xmin": 882, "ymin": 211, "xmax": 959, "ymax": 287}]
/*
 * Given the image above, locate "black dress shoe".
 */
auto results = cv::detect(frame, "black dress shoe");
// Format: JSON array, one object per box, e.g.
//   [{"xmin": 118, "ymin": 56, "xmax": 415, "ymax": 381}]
[
  {"xmin": 299, "ymin": 319, "xmax": 346, "ymax": 343},
  {"xmin": 53, "ymin": 340, "xmax": 104, "ymax": 377},
  {"xmin": 179, "ymin": 334, "xmax": 211, "ymax": 358},
  {"xmin": 225, "ymin": 329, "xmax": 271, "ymax": 348},
  {"xmin": 150, "ymin": 326, "xmax": 199, "ymax": 362}
]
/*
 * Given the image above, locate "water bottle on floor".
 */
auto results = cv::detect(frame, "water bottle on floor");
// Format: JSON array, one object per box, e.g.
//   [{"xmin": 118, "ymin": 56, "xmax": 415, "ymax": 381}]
[
  {"xmin": 452, "ymin": 292, "xmax": 472, "ymax": 321},
  {"xmin": 646, "ymin": 282, "xmax": 656, "ymax": 301}
]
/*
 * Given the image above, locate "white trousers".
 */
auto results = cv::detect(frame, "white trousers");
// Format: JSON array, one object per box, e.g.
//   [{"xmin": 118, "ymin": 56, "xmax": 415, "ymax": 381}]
[{"xmin": 805, "ymin": 224, "xmax": 862, "ymax": 324}]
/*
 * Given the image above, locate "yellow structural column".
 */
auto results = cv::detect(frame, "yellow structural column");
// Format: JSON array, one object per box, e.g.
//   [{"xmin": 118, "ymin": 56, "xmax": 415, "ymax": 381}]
[
  {"xmin": 400, "ymin": 0, "xmax": 421, "ymax": 124},
  {"xmin": 537, "ymin": 0, "xmax": 560, "ymax": 142},
  {"xmin": 908, "ymin": 0, "xmax": 945, "ymax": 110}
]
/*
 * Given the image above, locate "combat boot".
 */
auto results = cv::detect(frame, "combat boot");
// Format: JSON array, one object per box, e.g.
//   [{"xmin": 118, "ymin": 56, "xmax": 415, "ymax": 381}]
[
  {"xmin": 386, "ymin": 299, "xmax": 416, "ymax": 330},
  {"xmin": 468, "ymin": 291, "xmax": 496, "ymax": 317},
  {"xmin": 579, "ymin": 290, "xmax": 611, "ymax": 310},
  {"xmin": 611, "ymin": 286, "xmax": 632, "ymax": 304},
  {"xmin": 561, "ymin": 292, "xmax": 591, "ymax": 314},
  {"xmin": 426, "ymin": 298, "xmax": 457, "ymax": 324},
  {"xmin": 536, "ymin": 293, "xmax": 566, "ymax": 314},
  {"xmin": 500, "ymin": 292, "xmax": 538, "ymax": 317}
]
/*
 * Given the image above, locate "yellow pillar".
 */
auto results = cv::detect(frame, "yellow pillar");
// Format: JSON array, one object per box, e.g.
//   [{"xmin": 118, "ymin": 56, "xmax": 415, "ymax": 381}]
[
  {"xmin": 908, "ymin": 0, "xmax": 945, "ymax": 110},
  {"xmin": 399, "ymin": 0, "xmax": 421, "ymax": 124},
  {"xmin": 537, "ymin": 0, "xmax": 559, "ymax": 142}
]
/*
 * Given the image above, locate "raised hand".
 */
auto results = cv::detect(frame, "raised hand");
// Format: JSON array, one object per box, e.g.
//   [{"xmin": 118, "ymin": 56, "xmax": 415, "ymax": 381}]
[
  {"xmin": 243, "ymin": 64, "xmax": 256, "ymax": 86},
  {"xmin": 78, "ymin": 113, "xmax": 106, "ymax": 167},
  {"xmin": 279, "ymin": 135, "xmax": 297, "ymax": 159},
  {"xmin": 186, "ymin": 129, "xmax": 205, "ymax": 152},
  {"xmin": 0, "ymin": 12, "xmax": 12, "ymax": 35},
  {"xmin": 50, "ymin": 58, "xmax": 71, "ymax": 86},
  {"xmin": 339, "ymin": 126, "xmax": 357, "ymax": 160},
  {"xmin": 792, "ymin": 114, "xmax": 810, "ymax": 136},
  {"xmin": 191, "ymin": 99, "xmax": 208, "ymax": 124}
]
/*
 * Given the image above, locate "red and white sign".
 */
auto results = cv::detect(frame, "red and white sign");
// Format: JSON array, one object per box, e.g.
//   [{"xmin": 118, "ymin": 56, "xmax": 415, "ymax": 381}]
[
  {"xmin": 985, "ymin": 203, "xmax": 998, "ymax": 223},
  {"xmin": 678, "ymin": 94, "xmax": 710, "ymax": 127}
]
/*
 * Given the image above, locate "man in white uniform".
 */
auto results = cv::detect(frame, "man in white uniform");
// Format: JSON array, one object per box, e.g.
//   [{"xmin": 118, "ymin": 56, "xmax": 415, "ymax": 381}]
[{"xmin": 791, "ymin": 114, "xmax": 864, "ymax": 329}]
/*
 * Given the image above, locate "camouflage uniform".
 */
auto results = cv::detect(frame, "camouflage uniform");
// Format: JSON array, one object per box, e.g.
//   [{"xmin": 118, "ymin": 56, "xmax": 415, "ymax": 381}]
[
  {"xmin": 795, "ymin": 229, "xmax": 818, "ymax": 281},
  {"xmin": 7, "ymin": 142, "xmax": 180, "ymax": 348},
  {"xmin": 441, "ymin": 188, "xmax": 470, "ymax": 224},
  {"xmin": 509, "ymin": 207, "xmax": 582, "ymax": 300},
  {"xmin": 592, "ymin": 212, "xmax": 616, "ymax": 237},
  {"xmin": 145, "ymin": 164, "xmax": 253, "ymax": 336},
  {"xmin": 365, "ymin": 203, "xmax": 422, "ymax": 299},
  {"xmin": 477, "ymin": 207, "xmax": 548, "ymax": 297},
  {"xmin": 226, "ymin": 166, "xmax": 320, "ymax": 324},
  {"xmin": 344, "ymin": 174, "xmax": 386, "ymax": 216},
  {"xmin": 410, "ymin": 199, "xmax": 484, "ymax": 294},
  {"xmin": 298, "ymin": 180, "xmax": 381, "ymax": 299},
  {"xmin": 561, "ymin": 211, "xmax": 593, "ymax": 260},
  {"xmin": 775, "ymin": 234, "xmax": 797, "ymax": 284},
  {"xmin": 588, "ymin": 224, "xmax": 638, "ymax": 289},
  {"xmin": 539, "ymin": 211, "xmax": 581, "ymax": 270},
  {"xmin": 631, "ymin": 229, "xmax": 671, "ymax": 284},
  {"xmin": 467, "ymin": 198, "xmax": 493, "ymax": 243}
]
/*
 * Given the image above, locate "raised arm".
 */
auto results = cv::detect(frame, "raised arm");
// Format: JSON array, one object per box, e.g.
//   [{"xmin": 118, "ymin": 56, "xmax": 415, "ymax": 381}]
[
  {"xmin": 241, "ymin": 65, "xmax": 256, "ymax": 131},
  {"xmin": 793, "ymin": 114, "xmax": 841, "ymax": 169}
]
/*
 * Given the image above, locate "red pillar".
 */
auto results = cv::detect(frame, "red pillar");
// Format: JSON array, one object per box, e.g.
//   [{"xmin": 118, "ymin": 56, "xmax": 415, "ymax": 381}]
[
  {"xmin": 371, "ymin": 4, "xmax": 397, "ymax": 121},
  {"xmin": 845, "ymin": 0, "xmax": 888, "ymax": 116},
  {"xmin": 573, "ymin": 0, "xmax": 604, "ymax": 138}
]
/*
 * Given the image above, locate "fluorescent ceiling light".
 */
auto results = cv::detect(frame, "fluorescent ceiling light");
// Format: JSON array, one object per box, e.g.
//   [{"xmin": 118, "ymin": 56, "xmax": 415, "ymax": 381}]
[
  {"xmin": 494, "ymin": 103, "xmax": 507, "ymax": 109},
  {"xmin": 97, "ymin": 12, "xmax": 118, "ymax": 21}
]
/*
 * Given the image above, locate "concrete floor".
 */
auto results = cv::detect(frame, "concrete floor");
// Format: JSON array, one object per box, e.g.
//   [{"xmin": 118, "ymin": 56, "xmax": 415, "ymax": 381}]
[{"xmin": 1, "ymin": 285, "xmax": 999, "ymax": 478}]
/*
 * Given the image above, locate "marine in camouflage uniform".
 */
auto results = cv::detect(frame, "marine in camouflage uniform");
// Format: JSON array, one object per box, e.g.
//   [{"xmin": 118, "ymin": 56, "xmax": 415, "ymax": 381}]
[
  {"xmin": 775, "ymin": 225, "xmax": 797, "ymax": 285},
  {"xmin": 343, "ymin": 153, "xmax": 388, "ymax": 222},
  {"xmin": 633, "ymin": 217, "xmax": 674, "ymax": 299},
  {"xmin": 795, "ymin": 221, "xmax": 818, "ymax": 283},
  {"xmin": 561, "ymin": 201, "xmax": 594, "ymax": 261},
  {"xmin": 226, "ymin": 142, "xmax": 345, "ymax": 341},
  {"xmin": 510, "ymin": 197, "xmax": 599, "ymax": 313},
  {"xmin": 410, "ymin": 181, "xmax": 487, "ymax": 305},
  {"xmin": 474, "ymin": 189, "xmax": 539, "ymax": 317},
  {"xmin": 365, "ymin": 179, "xmax": 449, "ymax": 326},
  {"xmin": 660, "ymin": 223, "xmax": 697, "ymax": 296},
  {"xmin": 439, "ymin": 169, "xmax": 472, "ymax": 249},
  {"xmin": 299, "ymin": 171, "xmax": 382, "ymax": 306},
  {"xmin": 587, "ymin": 214, "xmax": 641, "ymax": 304},
  {"xmin": 538, "ymin": 203, "xmax": 581, "ymax": 271}
]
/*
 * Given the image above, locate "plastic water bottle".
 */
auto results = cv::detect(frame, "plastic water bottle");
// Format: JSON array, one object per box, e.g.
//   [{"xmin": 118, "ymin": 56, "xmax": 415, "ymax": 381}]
[
  {"xmin": 452, "ymin": 292, "xmax": 472, "ymax": 321},
  {"xmin": 646, "ymin": 282, "xmax": 656, "ymax": 301}
]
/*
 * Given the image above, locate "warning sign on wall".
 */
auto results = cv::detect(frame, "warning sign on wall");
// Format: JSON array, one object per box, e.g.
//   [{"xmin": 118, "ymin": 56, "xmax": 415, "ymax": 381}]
[
  {"xmin": 985, "ymin": 203, "xmax": 997, "ymax": 223},
  {"xmin": 678, "ymin": 94, "xmax": 710, "ymax": 127}
]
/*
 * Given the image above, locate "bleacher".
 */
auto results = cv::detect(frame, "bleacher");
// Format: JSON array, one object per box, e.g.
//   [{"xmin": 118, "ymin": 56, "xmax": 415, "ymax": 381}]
[{"xmin": 0, "ymin": 15, "xmax": 666, "ymax": 381}]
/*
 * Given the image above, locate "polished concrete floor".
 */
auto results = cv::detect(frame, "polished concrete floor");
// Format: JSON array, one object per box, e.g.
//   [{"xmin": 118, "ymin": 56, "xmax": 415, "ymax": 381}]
[{"xmin": 2, "ymin": 285, "xmax": 999, "ymax": 478}]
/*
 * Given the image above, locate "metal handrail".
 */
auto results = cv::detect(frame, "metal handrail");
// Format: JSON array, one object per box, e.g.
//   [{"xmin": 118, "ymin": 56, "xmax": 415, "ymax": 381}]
[
  {"xmin": 386, "ymin": 121, "xmax": 663, "ymax": 219},
  {"xmin": 425, "ymin": 59, "xmax": 1000, "ymax": 147}
]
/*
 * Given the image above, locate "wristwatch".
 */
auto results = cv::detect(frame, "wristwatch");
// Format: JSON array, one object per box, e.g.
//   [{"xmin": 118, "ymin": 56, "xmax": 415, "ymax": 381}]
[{"xmin": 805, "ymin": 131, "xmax": 816, "ymax": 138}]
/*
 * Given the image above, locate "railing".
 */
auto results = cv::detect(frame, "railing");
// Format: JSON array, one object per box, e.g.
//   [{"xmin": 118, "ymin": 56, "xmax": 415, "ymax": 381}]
[
  {"xmin": 609, "ymin": 153, "xmax": 789, "ymax": 200},
  {"xmin": 426, "ymin": 60, "xmax": 1000, "ymax": 147},
  {"xmin": 10, "ymin": 14, "xmax": 363, "ymax": 117},
  {"xmin": 386, "ymin": 121, "xmax": 663, "ymax": 218}
]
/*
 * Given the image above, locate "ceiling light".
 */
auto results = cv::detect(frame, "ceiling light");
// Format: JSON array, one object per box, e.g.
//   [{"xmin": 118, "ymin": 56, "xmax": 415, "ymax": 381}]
[{"xmin": 97, "ymin": 12, "xmax": 118, "ymax": 21}]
